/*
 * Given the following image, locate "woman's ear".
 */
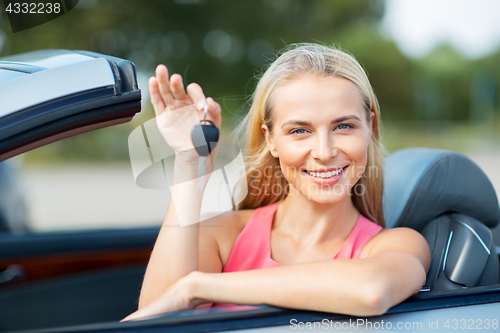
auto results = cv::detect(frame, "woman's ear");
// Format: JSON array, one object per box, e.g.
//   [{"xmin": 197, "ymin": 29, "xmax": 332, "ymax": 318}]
[{"xmin": 261, "ymin": 124, "xmax": 279, "ymax": 158}]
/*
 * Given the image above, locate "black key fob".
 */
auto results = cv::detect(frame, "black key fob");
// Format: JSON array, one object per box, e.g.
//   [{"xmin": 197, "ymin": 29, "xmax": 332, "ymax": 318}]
[{"xmin": 191, "ymin": 120, "xmax": 220, "ymax": 156}]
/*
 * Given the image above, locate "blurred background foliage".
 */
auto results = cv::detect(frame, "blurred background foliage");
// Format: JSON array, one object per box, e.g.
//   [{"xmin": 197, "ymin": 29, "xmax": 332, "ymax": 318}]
[{"xmin": 0, "ymin": 0, "xmax": 499, "ymax": 163}]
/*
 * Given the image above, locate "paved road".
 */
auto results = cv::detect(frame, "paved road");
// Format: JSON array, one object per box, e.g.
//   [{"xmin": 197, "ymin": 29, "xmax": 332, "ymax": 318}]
[
  {"xmin": 19, "ymin": 150, "xmax": 500, "ymax": 232},
  {"xmin": 22, "ymin": 163, "xmax": 170, "ymax": 231}
]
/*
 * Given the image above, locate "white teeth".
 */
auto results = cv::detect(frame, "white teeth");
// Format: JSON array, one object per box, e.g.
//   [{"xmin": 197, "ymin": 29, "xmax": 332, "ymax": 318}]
[{"xmin": 307, "ymin": 167, "xmax": 344, "ymax": 178}]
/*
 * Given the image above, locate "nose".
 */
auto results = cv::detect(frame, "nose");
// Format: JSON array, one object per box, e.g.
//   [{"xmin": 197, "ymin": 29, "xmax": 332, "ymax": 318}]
[{"xmin": 310, "ymin": 131, "xmax": 337, "ymax": 162}]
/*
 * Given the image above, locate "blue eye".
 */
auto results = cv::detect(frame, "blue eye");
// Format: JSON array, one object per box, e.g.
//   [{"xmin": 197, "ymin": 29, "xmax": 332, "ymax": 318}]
[
  {"xmin": 290, "ymin": 128, "xmax": 307, "ymax": 135},
  {"xmin": 336, "ymin": 123, "xmax": 353, "ymax": 130}
]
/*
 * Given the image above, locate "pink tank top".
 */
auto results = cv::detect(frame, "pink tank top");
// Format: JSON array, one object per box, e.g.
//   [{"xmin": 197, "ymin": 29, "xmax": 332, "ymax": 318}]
[{"xmin": 212, "ymin": 202, "xmax": 382, "ymax": 307}]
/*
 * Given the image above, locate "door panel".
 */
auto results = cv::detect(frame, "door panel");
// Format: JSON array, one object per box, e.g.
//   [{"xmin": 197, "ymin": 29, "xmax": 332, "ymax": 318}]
[{"xmin": 0, "ymin": 227, "xmax": 158, "ymax": 331}]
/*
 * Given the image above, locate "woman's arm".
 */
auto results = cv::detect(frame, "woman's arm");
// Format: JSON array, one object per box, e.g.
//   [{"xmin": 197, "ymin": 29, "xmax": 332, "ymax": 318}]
[
  {"xmin": 195, "ymin": 227, "xmax": 430, "ymax": 315},
  {"xmin": 138, "ymin": 65, "xmax": 223, "ymax": 309},
  {"xmin": 196, "ymin": 234, "xmax": 428, "ymax": 315},
  {"xmin": 125, "ymin": 227, "xmax": 430, "ymax": 319}
]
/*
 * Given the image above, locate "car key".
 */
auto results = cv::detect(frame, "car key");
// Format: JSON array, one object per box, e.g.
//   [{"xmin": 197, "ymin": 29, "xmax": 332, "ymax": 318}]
[{"xmin": 191, "ymin": 101, "xmax": 220, "ymax": 192}]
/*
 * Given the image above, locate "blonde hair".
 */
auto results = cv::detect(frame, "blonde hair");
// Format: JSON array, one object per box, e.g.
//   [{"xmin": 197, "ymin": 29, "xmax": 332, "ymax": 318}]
[{"xmin": 234, "ymin": 43, "xmax": 386, "ymax": 226}]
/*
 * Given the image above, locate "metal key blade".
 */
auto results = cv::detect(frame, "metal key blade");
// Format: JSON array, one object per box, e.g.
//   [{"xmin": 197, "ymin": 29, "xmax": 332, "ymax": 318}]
[{"xmin": 198, "ymin": 156, "xmax": 207, "ymax": 192}]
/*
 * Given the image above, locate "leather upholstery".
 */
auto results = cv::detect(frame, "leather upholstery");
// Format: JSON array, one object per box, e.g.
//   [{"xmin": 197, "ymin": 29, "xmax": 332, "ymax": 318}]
[
  {"xmin": 383, "ymin": 148, "xmax": 499, "ymax": 230},
  {"xmin": 383, "ymin": 148, "xmax": 500, "ymax": 290}
]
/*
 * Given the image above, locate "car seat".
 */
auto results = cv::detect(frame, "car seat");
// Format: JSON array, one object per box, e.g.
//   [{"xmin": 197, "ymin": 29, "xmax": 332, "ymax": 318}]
[{"xmin": 383, "ymin": 148, "xmax": 500, "ymax": 291}]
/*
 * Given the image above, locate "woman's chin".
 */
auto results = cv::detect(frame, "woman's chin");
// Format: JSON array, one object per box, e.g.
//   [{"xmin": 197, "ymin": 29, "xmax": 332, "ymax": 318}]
[
  {"xmin": 309, "ymin": 196, "xmax": 344, "ymax": 205},
  {"xmin": 301, "ymin": 190, "xmax": 349, "ymax": 205},
  {"xmin": 287, "ymin": 180, "xmax": 355, "ymax": 205}
]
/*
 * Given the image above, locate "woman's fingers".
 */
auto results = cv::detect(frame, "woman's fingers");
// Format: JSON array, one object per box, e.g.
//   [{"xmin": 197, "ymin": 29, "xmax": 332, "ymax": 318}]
[
  {"xmin": 121, "ymin": 310, "xmax": 140, "ymax": 322},
  {"xmin": 155, "ymin": 65, "xmax": 175, "ymax": 107},
  {"xmin": 186, "ymin": 83, "xmax": 206, "ymax": 111},
  {"xmin": 169, "ymin": 74, "xmax": 188, "ymax": 102},
  {"xmin": 206, "ymin": 97, "xmax": 222, "ymax": 128},
  {"xmin": 150, "ymin": 65, "xmax": 220, "ymax": 128},
  {"xmin": 122, "ymin": 305, "xmax": 158, "ymax": 321},
  {"xmin": 148, "ymin": 77, "xmax": 166, "ymax": 118},
  {"xmin": 186, "ymin": 84, "xmax": 221, "ymax": 128},
  {"xmin": 154, "ymin": 65, "xmax": 194, "ymax": 109}
]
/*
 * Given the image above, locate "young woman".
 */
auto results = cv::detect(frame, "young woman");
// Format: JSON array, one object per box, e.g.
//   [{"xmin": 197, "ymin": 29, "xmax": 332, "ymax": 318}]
[{"xmin": 123, "ymin": 44, "xmax": 431, "ymax": 320}]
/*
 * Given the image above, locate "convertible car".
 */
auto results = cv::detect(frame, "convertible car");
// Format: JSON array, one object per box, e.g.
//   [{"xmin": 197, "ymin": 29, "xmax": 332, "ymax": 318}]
[{"xmin": 0, "ymin": 50, "xmax": 499, "ymax": 332}]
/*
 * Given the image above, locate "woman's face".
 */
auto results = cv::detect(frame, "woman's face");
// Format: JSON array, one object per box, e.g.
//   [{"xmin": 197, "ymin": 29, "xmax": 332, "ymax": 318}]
[{"xmin": 263, "ymin": 74, "xmax": 373, "ymax": 204}]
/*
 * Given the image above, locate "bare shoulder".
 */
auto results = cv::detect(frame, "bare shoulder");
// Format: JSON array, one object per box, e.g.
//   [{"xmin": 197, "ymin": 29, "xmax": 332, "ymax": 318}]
[
  {"xmin": 361, "ymin": 227, "xmax": 431, "ymax": 270},
  {"xmin": 199, "ymin": 209, "xmax": 256, "ymax": 266}
]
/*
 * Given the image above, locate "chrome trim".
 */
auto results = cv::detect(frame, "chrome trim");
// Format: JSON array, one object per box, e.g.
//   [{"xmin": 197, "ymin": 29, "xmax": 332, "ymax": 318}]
[
  {"xmin": 443, "ymin": 231, "xmax": 453, "ymax": 271},
  {"xmin": 455, "ymin": 219, "xmax": 491, "ymax": 255}
]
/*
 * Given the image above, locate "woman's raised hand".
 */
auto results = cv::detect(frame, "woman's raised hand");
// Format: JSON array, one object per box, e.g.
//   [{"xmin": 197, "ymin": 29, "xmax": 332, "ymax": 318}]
[{"xmin": 149, "ymin": 65, "xmax": 222, "ymax": 161}]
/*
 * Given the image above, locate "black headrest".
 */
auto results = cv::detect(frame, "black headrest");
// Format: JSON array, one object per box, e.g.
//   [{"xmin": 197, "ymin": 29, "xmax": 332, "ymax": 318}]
[{"xmin": 383, "ymin": 148, "xmax": 500, "ymax": 231}]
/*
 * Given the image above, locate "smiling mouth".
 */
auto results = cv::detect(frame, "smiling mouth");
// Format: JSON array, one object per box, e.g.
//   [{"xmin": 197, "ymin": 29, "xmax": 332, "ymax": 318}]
[{"xmin": 304, "ymin": 166, "xmax": 347, "ymax": 179}]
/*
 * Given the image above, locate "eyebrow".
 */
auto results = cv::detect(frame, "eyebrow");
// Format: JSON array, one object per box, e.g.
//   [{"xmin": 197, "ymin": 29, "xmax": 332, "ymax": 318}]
[{"xmin": 280, "ymin": 115, "xmax": 362, "ymax": 128}]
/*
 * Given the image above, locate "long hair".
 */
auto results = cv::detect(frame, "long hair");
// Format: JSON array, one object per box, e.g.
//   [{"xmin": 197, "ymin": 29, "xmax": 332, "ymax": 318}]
[{"xmin": 233, "ymin": 43, "xmax": 386, "ymax": 226}]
